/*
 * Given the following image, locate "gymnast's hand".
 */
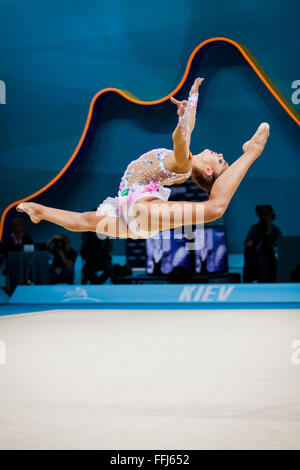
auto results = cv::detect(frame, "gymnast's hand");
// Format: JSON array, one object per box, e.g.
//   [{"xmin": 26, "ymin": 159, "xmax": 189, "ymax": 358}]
[
  {"xmin": 189, "ymin": 77, "xmax": 204, "ymax": 96},
  {"xmin": 170, "ymin": 96, "xmax": 189, "ymax": 116},
  {"xmin": 170, "ymin": 77, "xmax": 204, "ymax": 115}
]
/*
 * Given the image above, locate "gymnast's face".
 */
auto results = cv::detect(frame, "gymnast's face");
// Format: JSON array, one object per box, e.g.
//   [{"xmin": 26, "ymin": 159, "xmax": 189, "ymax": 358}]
[{"xmin": 192, "ymin": 149, "xmax": 228, "ymax": 177}]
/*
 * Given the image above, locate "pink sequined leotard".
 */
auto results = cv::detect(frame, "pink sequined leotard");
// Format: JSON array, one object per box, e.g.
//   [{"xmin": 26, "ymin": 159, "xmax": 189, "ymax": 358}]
[
  {"xmin": 97, "ymin": 148, "xmax": 192, "ymax": 220},
  {"xmin": 120, "ymin": 148, "xmax": 192, "ymax": 194}
]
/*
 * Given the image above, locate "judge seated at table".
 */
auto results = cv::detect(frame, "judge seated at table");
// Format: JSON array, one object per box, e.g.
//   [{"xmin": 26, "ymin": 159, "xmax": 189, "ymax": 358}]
[{"xmin": 1, "ymin": 218, "xmax": 33, "ymax": 255}]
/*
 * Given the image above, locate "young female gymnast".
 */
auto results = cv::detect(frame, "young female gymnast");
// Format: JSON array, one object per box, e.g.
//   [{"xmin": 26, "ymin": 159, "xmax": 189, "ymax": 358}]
[{"xmin": 16, "ymin": 77, "xmax": 270, "ymax": 239}]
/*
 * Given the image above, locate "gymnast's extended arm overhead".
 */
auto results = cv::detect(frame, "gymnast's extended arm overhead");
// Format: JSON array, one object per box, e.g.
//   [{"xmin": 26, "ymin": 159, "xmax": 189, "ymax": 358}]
[{"xmin": 170, "ymin": 77, "xmax": 204, "ymax": 171}]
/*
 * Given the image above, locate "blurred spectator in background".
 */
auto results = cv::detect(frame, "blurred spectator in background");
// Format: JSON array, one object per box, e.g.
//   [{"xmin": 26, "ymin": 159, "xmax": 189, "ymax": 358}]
[
  {"xmin": 0, "ymin": 218, "xmax": 33, "ymax": 276},
  {"xmin": 1, "ymin": 218, "xmax": 32, "ymax": 255},
  {"xmin": 80, "ymin": 232, "xmax": 114, "ymax": 284},
  {"xmin": 243, "ymin": 205, "xmax": 282, "ymax": 283},
  {"xmin": 47, "ymin": 234, "xmax": 77, "ymax": 284}
]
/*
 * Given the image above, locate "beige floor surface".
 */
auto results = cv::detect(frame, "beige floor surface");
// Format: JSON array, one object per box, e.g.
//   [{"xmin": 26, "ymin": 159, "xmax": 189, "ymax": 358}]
[{"xmin": 0, "ymin": 308, "xmax": 299, "ymax": 450}]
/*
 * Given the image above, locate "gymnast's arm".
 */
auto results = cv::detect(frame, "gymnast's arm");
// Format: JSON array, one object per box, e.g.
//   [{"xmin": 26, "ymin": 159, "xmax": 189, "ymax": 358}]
[{"xmin": 170, "ymin": 77, "xmax": 204, "ymax": 171}]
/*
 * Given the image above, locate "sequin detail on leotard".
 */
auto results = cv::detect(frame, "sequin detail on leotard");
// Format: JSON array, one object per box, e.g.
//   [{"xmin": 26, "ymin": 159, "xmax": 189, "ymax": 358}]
[
  {"xmin": 119, "ymin": 148, "xmax": 192, "ymax": 195},
  {"xmin": 97, "ymin": 147, "xmax": 192, "ymax": 236}
]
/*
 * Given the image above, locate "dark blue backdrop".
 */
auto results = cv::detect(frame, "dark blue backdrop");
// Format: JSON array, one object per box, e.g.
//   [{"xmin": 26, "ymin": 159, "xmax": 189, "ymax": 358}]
[{"xmin": 0, "ymin": 0, "xmax": 299, "ymax": 253}]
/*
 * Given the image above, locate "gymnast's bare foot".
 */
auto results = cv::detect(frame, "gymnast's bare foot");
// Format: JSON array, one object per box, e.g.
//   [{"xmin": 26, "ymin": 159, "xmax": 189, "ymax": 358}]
[
  {"xmin": 16, "ymin": 202, "xmax": 41, "ymax": 223},
  {"xmin": 242, "ymin": 122, "xmax": 270, "ymax": 158}
]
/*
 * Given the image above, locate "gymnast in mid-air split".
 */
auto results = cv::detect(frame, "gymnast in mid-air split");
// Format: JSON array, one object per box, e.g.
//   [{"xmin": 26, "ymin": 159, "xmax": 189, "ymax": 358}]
[{"xmin": 17, "ymin": 77, "xmax": 270, "ymax": 238}]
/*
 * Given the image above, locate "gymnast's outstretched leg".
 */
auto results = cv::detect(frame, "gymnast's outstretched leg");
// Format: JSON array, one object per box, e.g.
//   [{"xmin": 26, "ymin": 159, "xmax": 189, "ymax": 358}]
[
  {"xmin": 133, "ymin": 122, "xmax": 270, "ymax": 234},
  {"xmin": 15, "ymin": 204, "xmax": 139, "ymax": 238}
]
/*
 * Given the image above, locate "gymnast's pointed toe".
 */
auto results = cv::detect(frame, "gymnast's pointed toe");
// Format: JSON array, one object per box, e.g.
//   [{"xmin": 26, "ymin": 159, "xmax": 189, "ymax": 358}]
[
  {"xmin": 242, "ymin": 122, "xmax": 270, "ymax": 156},
  {"xmin": 16, "ymin": 202, "xmax": 24, "ymax": 213},
  {"xmin": 16, "ymin": 202, "xmax": 41, "ymax": 223}
]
